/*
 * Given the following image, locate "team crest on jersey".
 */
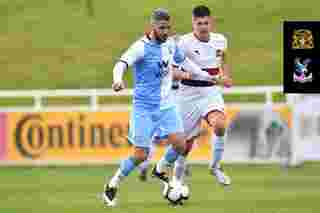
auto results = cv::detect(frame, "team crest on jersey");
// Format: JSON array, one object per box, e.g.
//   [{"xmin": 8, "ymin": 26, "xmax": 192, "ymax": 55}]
[
  {"xmin": 292, "ymin": 29, "xmax": 314, "ymax": 49},
  {"xmin": 294, "ymin": 57, "xmax": 312, "ymax": 83},
  {"xmin": 159, "ymin": 60, "xmax": 169, "ymax": 68},
  {"xmin": 158, "ymin": 59, "xmax": 170, "ymax": 78}
]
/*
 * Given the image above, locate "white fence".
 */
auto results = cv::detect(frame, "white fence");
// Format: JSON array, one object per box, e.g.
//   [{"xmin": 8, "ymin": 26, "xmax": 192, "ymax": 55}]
[
  {"xmin": 3, "ymin": 86, "xmax": 317, "ymax": 166},
  {"xmin": 0, "ymin": 86, "xmax": 283, "ymax": 112}
]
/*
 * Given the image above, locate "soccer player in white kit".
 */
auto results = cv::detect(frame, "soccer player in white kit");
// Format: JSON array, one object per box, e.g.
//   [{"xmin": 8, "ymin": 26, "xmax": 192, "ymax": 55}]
[{"xmin": 172, "ymin": 5, "xmax": 233, "ymax": 186}]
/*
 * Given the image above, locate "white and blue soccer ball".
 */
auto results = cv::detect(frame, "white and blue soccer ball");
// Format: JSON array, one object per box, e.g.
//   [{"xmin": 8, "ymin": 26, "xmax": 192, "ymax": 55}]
[
  {"xmin": 180, "ymin": 184, "xmax": 190, "ymax": 200},
  {"xmin": 163, "ymin": 181, "xmax": 190, "ymax": 205}
]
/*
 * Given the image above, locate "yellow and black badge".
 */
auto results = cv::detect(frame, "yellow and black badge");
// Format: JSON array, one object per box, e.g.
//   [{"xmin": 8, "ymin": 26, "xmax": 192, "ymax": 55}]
[{"xmin": 292, "ymin": 29, "xmax": 314, "ymax": 49}]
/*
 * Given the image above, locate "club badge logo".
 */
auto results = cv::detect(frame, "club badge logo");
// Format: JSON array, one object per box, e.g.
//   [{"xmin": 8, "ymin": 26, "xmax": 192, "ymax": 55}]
[
  {"xmin": 294, "ymin": 57, "xmax": 312, "ymax": 83},
  {"xmin": 292, "ymin": 29, "xmax": 314, "ymax": 49}
]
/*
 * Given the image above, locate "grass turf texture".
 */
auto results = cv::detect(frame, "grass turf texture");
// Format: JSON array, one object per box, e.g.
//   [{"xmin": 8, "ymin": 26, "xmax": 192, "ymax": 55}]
[
  {"xmin": 2, "ymin": 0, "xmax": 320, "ymax": 90},
  {"xmin": 1, "ymin": 163, "xmax": 320, "ymax": 212}
]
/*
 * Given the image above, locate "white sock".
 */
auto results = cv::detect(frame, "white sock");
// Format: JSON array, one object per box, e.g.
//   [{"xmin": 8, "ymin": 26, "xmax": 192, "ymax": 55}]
[
  {"xmin": 108, "ymin": 169, "xmax": 124, "ymax": 188},
  {"xmin": 211, "ymin": 135, "xmax": 225, "ymax": 169},
  {"xmin": 138, "ymin": 142, "xmax": 155, "ymax": 172},
  {"xmin": 156, "ymin": 158, "xmax": 169, "ymax": 173},
  {"xmin": 173, "ymin": 155, "xmax": 186, "ymax": 184}
]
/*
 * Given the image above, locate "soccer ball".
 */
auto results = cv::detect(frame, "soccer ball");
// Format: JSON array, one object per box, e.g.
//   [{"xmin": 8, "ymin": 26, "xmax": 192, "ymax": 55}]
[
  {"xmin": 163, "ymin": 181, "xmax": 189, "ymax": 205},
  {"xmin": 180, "ymin": 184, "xmax": 190, "ymax": 200},
  {"xmin": 163, "ymin": 181, "xmax": 183, "ymax": 205}
]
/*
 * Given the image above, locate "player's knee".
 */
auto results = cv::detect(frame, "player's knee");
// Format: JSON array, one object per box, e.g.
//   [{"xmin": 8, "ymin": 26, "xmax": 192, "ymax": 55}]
[
  {"xmin": 133, "ymin": 147, "xmax": 149, "ymax": 162},
  {"xmin": 171, "ymin": 138, "xmax": 186, "ymax": 154},
  {"xmin": 208, "ymin": 111, "xmax": 226, "ymax": 136},
  {"xmin": 214, "ymin": 119, "xmax": 226, "ymax": 136},
  {"xmin": 172, "ymin": 141, "xmax": 186, "ymax": 155},
  {"xmin": 168, "ymin": 133, "xmax": 186, "ymax": 154},
  {"xmin": 214, "ymin": 120, "xmax": 226, "ymax": 136},
  {"xmin": 184, "ymin": 139, "xmax": 194, "ymax": 156}
]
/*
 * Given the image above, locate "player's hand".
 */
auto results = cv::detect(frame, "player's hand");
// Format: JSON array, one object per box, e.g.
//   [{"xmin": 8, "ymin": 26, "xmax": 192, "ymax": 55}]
[
  {"xmin": 222, "ymin": 76, "xmax": 233, "ymax": 88},
  {"xmin": 181, "ymin": 72, "xmax": 192, "ymax": 80},
  {"xmin": 211, "ymin": 75, "xmax": 233, "ymax": 88},
  {"xmin": 112, "ymin": 81, "xmax": 125, "ymax": 92}
]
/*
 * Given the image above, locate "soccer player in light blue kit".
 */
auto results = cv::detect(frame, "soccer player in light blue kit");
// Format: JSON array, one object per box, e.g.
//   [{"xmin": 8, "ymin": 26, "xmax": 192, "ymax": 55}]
[{"xmin": 103, "ymin": 8, "xmax": 213, "ymax": 207}]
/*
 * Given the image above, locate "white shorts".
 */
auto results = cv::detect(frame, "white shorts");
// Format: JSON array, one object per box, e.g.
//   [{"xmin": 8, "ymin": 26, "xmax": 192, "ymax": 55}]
[{"xmin": 175, "ymin": 85, "xmax": 225, "ymax": 140}]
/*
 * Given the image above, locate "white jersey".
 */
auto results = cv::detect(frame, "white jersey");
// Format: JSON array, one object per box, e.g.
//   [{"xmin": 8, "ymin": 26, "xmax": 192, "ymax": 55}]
[
  {"xmin": 177, "ymin": 32, "xmax": 228, "ymax": 97},
  {"xmin": 173, "ymin": 32, "xmax": 228, "ymax": 139}
]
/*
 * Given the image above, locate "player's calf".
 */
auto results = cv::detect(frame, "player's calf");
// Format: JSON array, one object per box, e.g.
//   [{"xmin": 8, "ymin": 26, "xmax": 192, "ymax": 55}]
[
  {"xmin": 103, "ymin": 147, "xmax": 149, "ymax": 207},
  {"xmin": 207, "ymin": 110, "xmax": 226, "ymax": 168},
  {"xmin": 138, "ymin": 153, "xmax": 151, "ymax": 182},
  {"xmin": 172, "ymin": 138, "xmax": 194, "ymax": 183},
  {"xmin": 207, "ymin": 110, "xmax": 232, "ymax": 186},
  {"xmin": 153, "ymin": 134, "xmax": 186, "ymax": 183}
]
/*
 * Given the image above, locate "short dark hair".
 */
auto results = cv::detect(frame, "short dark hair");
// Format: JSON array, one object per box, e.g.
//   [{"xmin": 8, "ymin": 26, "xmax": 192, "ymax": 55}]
[
  {"xmin": 151, "ymin": 8, "xmax": 170, "ymax": 23},
  {"xmin": 192, "ymin": 5, "xmax": 211, "ymax": 17}
]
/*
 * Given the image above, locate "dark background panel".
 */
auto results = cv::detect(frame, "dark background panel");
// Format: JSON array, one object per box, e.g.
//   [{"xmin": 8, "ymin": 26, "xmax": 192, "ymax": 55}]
[{"xmin": 283, "ymin": 21, "xmax": 320, "ymax": 93}]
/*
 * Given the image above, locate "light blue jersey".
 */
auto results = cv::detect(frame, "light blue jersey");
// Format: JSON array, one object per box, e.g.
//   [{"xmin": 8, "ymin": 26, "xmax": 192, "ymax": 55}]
[
  {"xmin": 121, "ymin": 36, "xmax": 185, "ymax": 147},
  {"xmin": 120, "ymin": 36, "xmax": 185, "ymax": 111}
]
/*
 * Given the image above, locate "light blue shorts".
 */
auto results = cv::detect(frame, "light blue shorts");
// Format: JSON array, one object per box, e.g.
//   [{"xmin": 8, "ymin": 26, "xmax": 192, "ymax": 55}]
[{"xmin": 128, "ymin": 106, "xmax": 183, "ymax": 148}]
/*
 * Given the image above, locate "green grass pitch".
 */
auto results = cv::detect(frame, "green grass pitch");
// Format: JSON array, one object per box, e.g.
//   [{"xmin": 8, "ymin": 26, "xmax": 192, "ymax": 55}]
[
  {"xmin": 1, "ymin": 164, "xmax": 320, "ymax": 212},
  {"xmin": 2, "ymin": 0, "xmax": 320, "ymax": 89}
]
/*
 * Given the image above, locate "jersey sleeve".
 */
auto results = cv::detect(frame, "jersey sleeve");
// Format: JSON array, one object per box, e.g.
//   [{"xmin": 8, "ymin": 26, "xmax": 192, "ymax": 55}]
[
  {"xmin": 217, "ymin": 34, "xmax": 228, "ymax": 50},
  {"xmin": 120, "ymin": 40, "xmax": 144, "ymax": 67},
  {"xmin": 173, "ymin": 44, "xmax": 186, "ymax": 65},
  {"xmin": 171, "ymin": 38, "xmax": 188, "ymax": 66},
  {"xmin": 177, "ymin": 37, "xmax": 189, "ymax": 55},
  {"xmin": 222, "ymin": 35, "xmax": 228, "ymax": 50}
]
